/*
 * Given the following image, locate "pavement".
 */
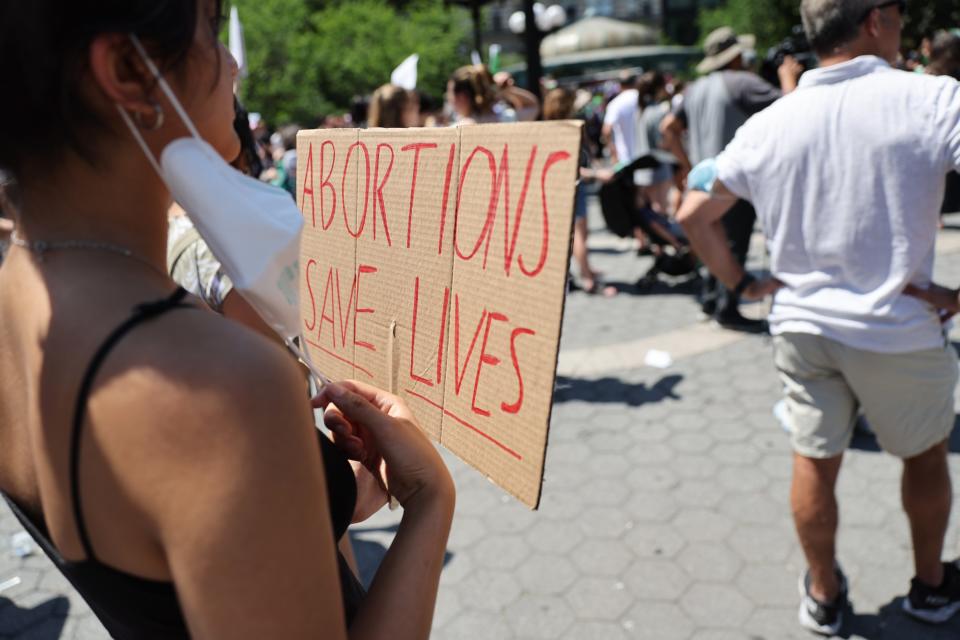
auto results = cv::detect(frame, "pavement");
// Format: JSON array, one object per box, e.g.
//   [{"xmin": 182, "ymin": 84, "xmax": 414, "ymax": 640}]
[{"xmin": 5, "ymin": 203, "xmax": 960, "ymax": 639}]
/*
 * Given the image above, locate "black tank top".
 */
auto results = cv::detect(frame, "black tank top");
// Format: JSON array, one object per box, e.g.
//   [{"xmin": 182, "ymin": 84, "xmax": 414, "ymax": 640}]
[{"xmin": 2, "ymin": 287, "xmax": 364, "ymax": 638}]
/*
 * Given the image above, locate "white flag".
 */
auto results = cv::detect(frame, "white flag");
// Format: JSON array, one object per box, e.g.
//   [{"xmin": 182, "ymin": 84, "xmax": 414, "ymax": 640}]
[
  {"xmin": 229, "ymin": 6, "xmax": 247, "ymax": 79},
  {"xmin": 390, "ymin": 53, "xmax": 419, "ymax": 90}
]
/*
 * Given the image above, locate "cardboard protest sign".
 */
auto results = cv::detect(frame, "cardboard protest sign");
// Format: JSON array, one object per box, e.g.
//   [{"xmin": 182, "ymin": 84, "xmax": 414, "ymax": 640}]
[{"xmin": 297, "ymin": 121, "xmax": 582, "ymax": 508}]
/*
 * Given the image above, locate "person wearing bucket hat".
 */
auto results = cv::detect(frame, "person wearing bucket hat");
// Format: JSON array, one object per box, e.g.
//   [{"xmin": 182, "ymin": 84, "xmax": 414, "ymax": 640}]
[
  {"xmin": 661, "ymin": 26, "xmax": 802, "ymax": 331},
  {"xmin": 679, "ymin": 0, "xmax": 960, "ymax": 634},
  {"xmin": 697, "ymin": 26, "xmax": 758, "ymax": 75}
]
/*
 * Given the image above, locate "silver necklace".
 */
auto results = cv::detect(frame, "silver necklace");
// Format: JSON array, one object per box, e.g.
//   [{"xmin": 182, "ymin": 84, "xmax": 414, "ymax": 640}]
[{"xmin": 10, "ymin": 230, "xmax": 166, "ymax": 277}]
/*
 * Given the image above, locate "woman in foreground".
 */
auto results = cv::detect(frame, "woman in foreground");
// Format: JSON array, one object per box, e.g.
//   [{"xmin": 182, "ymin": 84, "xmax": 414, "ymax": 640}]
[{"xmin": 0, "ymin": 1, "xmax": 454, "ymax": 638}]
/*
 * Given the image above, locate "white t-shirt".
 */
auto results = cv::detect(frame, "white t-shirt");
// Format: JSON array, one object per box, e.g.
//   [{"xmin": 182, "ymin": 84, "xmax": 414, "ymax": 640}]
[
  {"xmin": 716, "ymin": 56, "xmax": 960, "ymax": 353},
  {"xmin": 604, "ymin": 89, "xmax": 639, "ymax": 163}
]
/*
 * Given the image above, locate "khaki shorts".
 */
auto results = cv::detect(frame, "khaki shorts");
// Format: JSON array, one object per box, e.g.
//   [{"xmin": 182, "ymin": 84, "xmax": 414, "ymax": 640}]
[{"xmin": 773, "ymin": 333, "xmax": 958, "ymax": 459}]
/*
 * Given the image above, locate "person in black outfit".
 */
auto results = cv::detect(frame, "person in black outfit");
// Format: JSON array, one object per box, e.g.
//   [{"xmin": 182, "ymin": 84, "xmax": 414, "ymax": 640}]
[{"xmin": 0, "ymin": 1, "xmax": 455, "ymax": 638}]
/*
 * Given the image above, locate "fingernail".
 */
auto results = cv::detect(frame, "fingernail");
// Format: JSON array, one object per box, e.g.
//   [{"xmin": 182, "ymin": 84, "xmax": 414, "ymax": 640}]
[{"xmin": 327, "ymin": 384, "xmax": 344, "ymax": 400}]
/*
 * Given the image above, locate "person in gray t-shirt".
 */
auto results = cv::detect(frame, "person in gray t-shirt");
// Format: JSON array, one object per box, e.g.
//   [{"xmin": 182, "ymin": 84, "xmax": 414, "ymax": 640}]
[{"xmin": 661, "ymin": 26, "xmax": 801, "ymax": 330}]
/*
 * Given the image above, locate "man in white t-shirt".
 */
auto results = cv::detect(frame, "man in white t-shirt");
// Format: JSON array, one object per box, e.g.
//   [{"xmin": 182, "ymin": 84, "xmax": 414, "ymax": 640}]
[
  {"xmin": 602, "ymin": 74, "xmax": 640, "ymax": 165},
  {"xmin": 679, "ymin": 0, "xmax": 960, "ymax": 634}
]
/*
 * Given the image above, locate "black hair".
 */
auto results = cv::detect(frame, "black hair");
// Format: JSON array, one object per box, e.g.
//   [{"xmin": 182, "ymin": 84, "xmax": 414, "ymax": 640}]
[
  {"xmin": 231, "ymin": 98, "xmax": 263, "ymax": 178},
  {"xmin": 636, "ymin": 71, "xmax": 666, "ymax": 108},
  {"xmin": 0, "ymin": 1, "xmax": 223, "ymax": 176}
]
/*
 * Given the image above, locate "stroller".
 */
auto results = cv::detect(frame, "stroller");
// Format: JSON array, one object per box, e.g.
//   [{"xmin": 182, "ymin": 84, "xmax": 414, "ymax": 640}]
[{"xmin": 598, "ymin": 152, "xmax": 698, "ymax": 290}]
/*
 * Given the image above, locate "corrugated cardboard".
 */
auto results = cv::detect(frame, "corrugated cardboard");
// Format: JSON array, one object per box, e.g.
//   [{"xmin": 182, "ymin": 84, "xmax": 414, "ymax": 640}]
[{"xmin": 297, "ymin": 121, "xmax": 582, "ymax": 508}]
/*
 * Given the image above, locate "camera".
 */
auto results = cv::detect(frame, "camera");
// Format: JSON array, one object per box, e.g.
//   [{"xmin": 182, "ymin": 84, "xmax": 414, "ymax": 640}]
[{"xmin": 760, "ymin": 25, "xmax": 818, "ymax": 87}]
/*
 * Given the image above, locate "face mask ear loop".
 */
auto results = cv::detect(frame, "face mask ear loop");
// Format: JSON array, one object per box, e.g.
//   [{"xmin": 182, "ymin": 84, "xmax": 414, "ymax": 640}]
[
  {"xmin": 286, "ymin": 334, "xmax": 332, "ymax": 389},
  {"xmin": 129, "ymin": 35, "xmax": 203, "ymax": 140},
  {"xmin": 116, "ymin": 106, "xmax": 164, "ymax": 177}
]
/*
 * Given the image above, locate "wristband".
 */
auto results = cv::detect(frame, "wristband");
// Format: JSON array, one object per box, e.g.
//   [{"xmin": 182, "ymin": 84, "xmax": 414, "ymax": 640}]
[{"xmin": 733, "ymin": 273, "xmax": 756, "ymax": 299}]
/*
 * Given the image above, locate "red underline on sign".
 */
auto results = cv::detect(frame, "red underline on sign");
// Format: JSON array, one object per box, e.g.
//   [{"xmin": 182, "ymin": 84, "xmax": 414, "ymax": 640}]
[
  {"xmin": 303, "ymin": 338, "xmax": 374, "ymax": 379},
  {"xmin": 404, "ymin": 389, "xmax": 523, "ymax": 461}
]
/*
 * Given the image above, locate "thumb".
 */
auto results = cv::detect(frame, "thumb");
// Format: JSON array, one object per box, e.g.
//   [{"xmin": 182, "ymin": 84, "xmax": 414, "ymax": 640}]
[{"xmin": 322, "ymin": 383, "xmax": 393, "ymax": 437}]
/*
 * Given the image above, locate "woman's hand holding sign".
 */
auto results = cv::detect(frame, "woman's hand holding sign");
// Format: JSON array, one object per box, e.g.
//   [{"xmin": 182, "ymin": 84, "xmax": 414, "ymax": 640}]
[{"xmin": 314, "ymin": 381, "xmax": 455, "ymax": 513}]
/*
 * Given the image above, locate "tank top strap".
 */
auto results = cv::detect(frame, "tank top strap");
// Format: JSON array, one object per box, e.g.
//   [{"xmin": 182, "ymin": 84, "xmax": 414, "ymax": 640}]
[{"xmin": 70, "ymin": 287, "xmax": 194, "ymax": 562}]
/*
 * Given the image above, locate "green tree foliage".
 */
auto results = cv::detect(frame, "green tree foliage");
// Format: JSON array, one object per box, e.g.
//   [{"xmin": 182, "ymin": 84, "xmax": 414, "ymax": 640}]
[
  {"xmin": 698, "ymin": 0, "xmax": 960, "ymax": 54},
  {"xmin": 698, "ymin": 0, "xmax": 800, "ymax": 51},
  {"xmin": 231, "ymin": 0, "xmax": 470, "ymax": 126}
]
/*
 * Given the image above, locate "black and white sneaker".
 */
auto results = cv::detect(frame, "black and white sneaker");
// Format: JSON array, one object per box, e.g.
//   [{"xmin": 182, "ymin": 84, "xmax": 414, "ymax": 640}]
[
  {"xmin": 903, "ymin": 561, "xmax": 960, "ymax": 624},
  {"xmin": 798, "ymin": 567, "xmax": 848, "ymax": 636}
]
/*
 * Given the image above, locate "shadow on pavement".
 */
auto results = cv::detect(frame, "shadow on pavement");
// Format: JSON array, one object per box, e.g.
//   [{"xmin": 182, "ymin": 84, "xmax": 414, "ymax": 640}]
[
  {"xmin": 0, "ymin": 595, "xmax": 69, "ymax": 638},
  {"xmin": 850, "ymin": 415, "xmax": 960, "ymax": 454},
  {"xmin": 836, "ymin": 596, "xmax": 960, "ymax": 639},
  {"xmin": 554, "ymin": 374, "xmax": 682, "ymax": 407},
  {"xmin": 593, "ymin": 277, "xmax": 701, "ymax": 296},
  {"xmin": 349, "ymin": 525, "xmax": 452, "ymax": 590}
]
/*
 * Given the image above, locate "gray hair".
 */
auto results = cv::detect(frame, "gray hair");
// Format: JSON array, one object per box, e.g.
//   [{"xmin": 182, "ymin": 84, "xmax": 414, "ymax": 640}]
[{"xmin": 801, "ymin": 0, "xmax": 876, "ymax": 56}]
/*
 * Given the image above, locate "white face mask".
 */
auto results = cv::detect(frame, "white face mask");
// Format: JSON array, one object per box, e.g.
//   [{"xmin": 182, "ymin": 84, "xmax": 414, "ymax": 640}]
[{"xmin": 118, "ymin": 36, "xmax": 329, "ymax": 384}]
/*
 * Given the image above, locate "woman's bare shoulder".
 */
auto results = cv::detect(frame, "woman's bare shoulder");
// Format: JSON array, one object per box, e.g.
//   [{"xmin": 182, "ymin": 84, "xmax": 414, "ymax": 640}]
[{"xmin": 89, "ymin": 304, "xmax": 315, "ymax": 467}]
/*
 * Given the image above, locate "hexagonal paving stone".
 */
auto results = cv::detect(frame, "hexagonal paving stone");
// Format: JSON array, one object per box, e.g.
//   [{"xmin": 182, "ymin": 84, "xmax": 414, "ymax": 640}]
[
  {"xmin": 627, "ymin": 442, "xmax": 676, "ymax": 465},
  {"xmin": 626, "ymin": 465, "xmax": 679, "ymax": 492},
  {"xmin": 735, "ymin": 564, "xmax": 798, "ymax": 607},
  {"xmin": 585, "ymin": 453, "xmax": 631, "ymax": 477},
  {"xmin": 455, "ymin": 569, "xmax": 522, "ymax": 612},
  {"xmin": 526, "ymin": 519, "xmax": 585, "ymax": 555},
  {"xmin": 727, "ymin": 524, "xmax": 796, "ymax": 564},
  {"xmin": 689, "ymin": 630, "xmax": 753, "ymax": 640},
  {"xmin": 625, "ymin": 492, "xmax": 679, "ymax": 523},
  {"xmin": 483, "ymin": 501, "xmax": 538, "ymax": 535},
  {"xmin": 583, "ymin": 431, "xmax": 635, "ymax": 455},
  {"xmin": 759, "ymin": 454, "xmax": 794, "ymax": 480},
  {"xmin": 673, "ymin": 509, "xmax": 735, "ymax": 543},
  {"xmin": 716, "ymin": 466, "xmax": 769, "ymax": 493},
  {"xmin": 681, "ymin": 583, "xmax": 755, "ymax": 628},
  {"xmin": 517, "ymin": 554, "xmax": 579, "ymax": 596},
  {"xmin": 432, "ymin": 588, "xmax": 464, "ymax": 630},
  {"xmin": 711, "ymin": 443, "xmax": 762, "ymax": 466},
  {"xmin": 504, "ymin": 594, "xmax": 575, "ymax": 639},
  {"xmin": 571, "ymin": 538, "xmax": 634, "ymax": 576},
  {"xmin": 623, "ymin": 559, "xmax": 691, "ymax": 601},
  {"xmin": 718, "ymin": 492, "xmax": 785, "ymax": 526},
  {"xmin": 539, "ymin": 491, "xmax": 586, "ymax": 522},
  {"xmin": 629, "ymin": 423, "xmax": 671, "ymax": 443},
  {"xmin": 677, "ymin": 542, "xmax": 743, "ymax": 583},
  {"xmin": 674, "ymin": 481, "xmax": 726, "ymax": 508},
  {"xmin": 439, "ymin": 550, "xmax": 474, "ymax": 586},
  {"xmin": 447, "ymin": 515, "xmax": 488, "ymax": 549},
  {"xmin": 837, "ymin": 526, "xmax": 911, "ymax": 570},
  {"xmin": 453, "ymin": 486, "xmax": 503, "ymax": 517},
  {"xmin": 623, "ymin": 522, "xmax": 687, "ymax": 559},
  {"xmin": 622, "ymin": 601, "xmax": 695, "ymax": 640},
  {"xmin": 666, "ymin": 411, "xmax": 709, "ymax": 432},
  {"xmin": 561, "ymin": 620, "xmax": 628, "ymax": 640},
  {"xmin": 577, "ymin": 507, "xmax": 634, "ymax": 539},
  {"xmin": 709, "ymin": 421, "xmax": 753, "ymax": 443},
  {"xmin": 578, "ymin": 478, "xmax": 631, "ymax": 507},
  {"xmin": 438, "ymin": 608, "xmax": 515, "ymax": 640},
  {"xmin": 564, "ymin": 577, "xmax": 633, "ymax": 620},
  {"xmin": 669, "ymin": 433, "xmax": 715, "ymax": 455},
  {"xmin": 744, "ymin": 606, "xmax": 812, "ymax": 640},
  {"xmin": 472, "ymin": 534, "xmax": 532, "ymax": 571},
  {"xmin": 671, "ymin": 454, "xmax": 721, "ymax": 480}
]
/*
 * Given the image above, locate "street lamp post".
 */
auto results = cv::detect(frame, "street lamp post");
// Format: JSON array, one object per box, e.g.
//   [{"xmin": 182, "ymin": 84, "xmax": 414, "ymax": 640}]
[
  {"xmin": 509, "ymin": 3, "xmax": 567, "ymax": 96},
  {"xmin": 522, "ymin": 1, "xmax": 543, "ymax": 96}
]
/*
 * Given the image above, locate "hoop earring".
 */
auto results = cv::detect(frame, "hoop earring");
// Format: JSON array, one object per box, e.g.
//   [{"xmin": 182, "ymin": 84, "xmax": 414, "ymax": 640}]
[{"xmin": 133, "ymin": 103, "xmax": 164, "ymax": 131}]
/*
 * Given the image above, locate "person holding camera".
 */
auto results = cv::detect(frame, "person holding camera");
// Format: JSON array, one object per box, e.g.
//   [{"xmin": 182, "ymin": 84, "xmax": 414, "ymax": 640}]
[
  {"xmin": 662, "ymin": 26, "xmax": 802, "ymax": 331},
  {"xmin": 679, "ymin": 0, "xmax": 960, "ymax": 634}
]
